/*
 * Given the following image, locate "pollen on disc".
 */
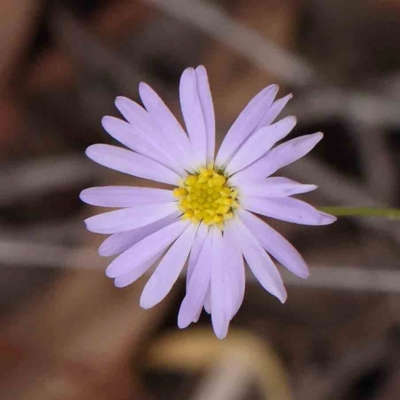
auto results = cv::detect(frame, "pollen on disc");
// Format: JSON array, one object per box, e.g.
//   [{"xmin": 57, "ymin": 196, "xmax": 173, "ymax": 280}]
[{"xmin": 173, "ymin": 168, "xmax": 238, "ymax": 226}]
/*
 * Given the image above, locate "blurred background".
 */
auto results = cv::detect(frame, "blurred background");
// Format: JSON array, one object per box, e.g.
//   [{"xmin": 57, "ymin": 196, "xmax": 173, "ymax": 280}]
[{"xmin": 1, "ymin": 0, "xmax": 400, "ymax": 399}]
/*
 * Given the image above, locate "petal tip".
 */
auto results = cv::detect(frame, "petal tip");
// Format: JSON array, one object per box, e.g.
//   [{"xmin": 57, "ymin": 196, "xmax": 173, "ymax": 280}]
[
  {"xmin": 195, "ymin": 65, "xmax": 207, "ymax": 75},
  {"xmin": 214, "ymin": 328, "xmax": 228, "ymax": 340},
  {"xmin": 114, "ymin": 279, "xmax": 125, "ymax": 288},
  {"xmin": 285, "ymin": 115, "xmax": 297, "ymax": 126},
  {"xmin": 279, "ymin": 293, "xmax": 288, "ymax": 304},
  {"xmin": 101, "ymin": 115, "xmax": 112, "ymax": 127},
  {"xmin": 215, "ymin": 334, "xmax": 227, "ymax": 340},
  {"xmin": 177, "ymin": 300, "xmax": 193, "ymax": 329},
  {"xmin": 98, "ymin": 247, "xmax": 109, "ymax": 257},
  {"xmin": 320, "ymin": 212, "xmax": 337, "ymax": 225},
  {"xmin": 139, "ymin": 81, "xmax": 149, "ymax": 91},
  {"xmin": 139, "ymin": 299, "xmax": 152, "ymax": 310},
  {"xmin": 85, "ymin": 145, "xmax": 93, "ymax": 155},
  {"xmin": 115, "ymin": 97, "xmax": 128, "ymax": 110},
  {"xmin": 83, "ymin": 216, "xmax": 91, "ymax": 228},
  {"xmin": 270, "ymin": 84, "xmax": 279, "ymax": 94},
  {"xmin": 183, "ymin": 66, "xmax": 195, "ymax": 74},
  {"xmin": 105, "ymin": 266, "xmax": 117, "ymax": 279},
  {"xmin": 85, "ymin": 144, "xmax": 100, "ymax": 159},
  {"xmin": 79, "ymin": 188, "xmax": 88, "ymax": 202},
  {"xmin": 115, "ymin": 95, "xmax": 126, "ymax": 103},
  {"xmin": 177, "ymin": 317, "xmax": 190, "ymax": 329},
  {"xmin": 212, "ymin": 311, "xmax": 229, "ymax": 339},
  {"xmin": 277, "ymin": 287, "xmax": 288, "ymax": 304},
  {"xmin": 83, "ymin": 216, "xmax": 104, "ymax": 234},
  {"xmin": 140, "ymin": 290, "xmax": 156, "ymax": 310},
  {"xmin": 298, "ymin": 268, "xmax": 310, "ymax": 279}
]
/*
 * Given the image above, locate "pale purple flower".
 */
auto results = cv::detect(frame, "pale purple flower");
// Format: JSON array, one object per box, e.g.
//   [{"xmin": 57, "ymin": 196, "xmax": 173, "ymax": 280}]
[{"xmin": 80, "ymin": 65, "xmax": 336, "ymax": 339}]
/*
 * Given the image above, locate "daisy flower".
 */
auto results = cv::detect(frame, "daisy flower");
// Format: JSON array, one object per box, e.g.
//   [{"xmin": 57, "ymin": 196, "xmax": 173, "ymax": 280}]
[{"xmin": 80, "ymin": 65, "xmax": 336, "ymax": 339}]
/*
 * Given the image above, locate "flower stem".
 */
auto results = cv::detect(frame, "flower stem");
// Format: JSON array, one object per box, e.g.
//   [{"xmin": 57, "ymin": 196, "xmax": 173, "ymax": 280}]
[{"xmin": 319, "ymin": 206, "xmax": 400, "ymax": 220}]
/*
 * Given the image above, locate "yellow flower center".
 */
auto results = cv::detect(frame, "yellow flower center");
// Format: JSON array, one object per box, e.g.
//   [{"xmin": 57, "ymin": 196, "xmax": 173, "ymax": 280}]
[{"xmin": 173, "ymin": 166, "xmax": 239, "ymax": 226}]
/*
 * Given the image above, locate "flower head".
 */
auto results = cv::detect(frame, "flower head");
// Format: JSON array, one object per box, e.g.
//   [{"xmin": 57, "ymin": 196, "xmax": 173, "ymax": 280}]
[{"xmin": 80, "ymin": 65, "xmax": 336, "ymax": 339}]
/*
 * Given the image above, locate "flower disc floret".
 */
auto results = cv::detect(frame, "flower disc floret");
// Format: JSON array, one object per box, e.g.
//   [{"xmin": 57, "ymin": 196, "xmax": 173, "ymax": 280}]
[{"xmin": 173, "ymin": 167, "xmax": 238, "ymax": 226}]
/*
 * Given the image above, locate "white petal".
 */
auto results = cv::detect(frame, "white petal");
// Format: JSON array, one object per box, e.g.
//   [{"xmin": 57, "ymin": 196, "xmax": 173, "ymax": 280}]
[
  {"xmin": 98, "ymin": 211, "xmax": 180, "ymax": 256},
  {"xmin": 238, "ymin": 177, "xmax": 317, "ymax": 198},
  {"xmin": 106, "ymin": 219, "xmax": 190, "ymax": 278},
  {"xmin": 210, "ymin": 227, "xmax": 230, "ymax": 339},
  {"xmin": 101, "ymin": 116, "xmax": 168, "ymax": 166},
  {"xmin": 229, "ymin": 218, "xmax": 287, "ymax": 303},
  {"xmin": 102, "ymin": 116, "xmax": 184, "ymax": 177},
  {"xmin": 237, "ymin": 209, "xmax": 309, "ymax": 278},
  {"xmin": 211, "ymin": 306, "xmax": 229, "ymax": 340},
  {"xmin": 140, "ymin": 223, "xmax": 197, "ymax": 309},
  {"xmin": 215, "ymin": 84, "xmax": 278, "ymax": 168},
  {"xmin": 230, "ymin": 132, "xmax": 323, "ymax": 185},
  {"xmin": 195, "ymin": 65, "xmax": 215, "ymax": 164},
  {"xmin": 114, "ymin": 253, "xmax": 161, "ymax": 288},
  {"xmin": 115, "ymin": 96, "xmax": 152, "ymax": 128},
  {"xmin": 80, "ymin": 186, "xmax": 174, "ymax": 208},
  {"xmin": 203, "ymin": 287, "xmax": 212, "ymax": 314},
  {"xmin": 115, "ymin": 97, "xmax": 187, "ymax": 174},
  {"xmin": 223, "ymin": 223, "xmax": 245, "ymax": 318},
  {"xmin": 191, "ymin": 307, "xmax": 203, "ymax": 324},
  {"xmin": 86, "ymin": 144, "xmax": 181, "ymax": 185},
  {"xmin": 85, "ymin": 203, "xmax": 178, "ymax": 234},
  {"xmin": 180, "ymin": 67, "xmax": 207, "ymax": 167},
  {"xmin": 139, "ymin": 82, "xmax": 194, "ymax": 169},
  {"xmin": 255, "ymin": 94, "xmax": 293, "ymax": 130},
  {"xmin": 101, "ymin": 116, "xmax": 142, "ymax": 152},
  {"xmin": 99, "ymin": 231, "xmax": 138, "ymax": 257},
  {"xmin": 226, "ymin": 116, "xmax": 296, "ymax": 175},
  {"xmin": 178, "ymin": 228, "xmax": 212, "ymax": 329},
  {"xmin": 240, "ymin": 196, "xmax": 337, "ymax": 226},
  {"xmin": 187, "ymin": 223, "xmax": 208, "ymax": 287}
]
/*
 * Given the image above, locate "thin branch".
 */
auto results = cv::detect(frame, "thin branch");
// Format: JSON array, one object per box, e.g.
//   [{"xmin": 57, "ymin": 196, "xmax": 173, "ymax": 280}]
[
  {"xmin": 3, "ymin": 237, "xmax": 400, "ymax": 294},
  {"xmin": 142, "ymin": 0, "xmax": 315, "ymax": 86},
  {"xmin": 0, "ymin": 154, "xmax": 99, "ymax": 206},
  {"xmin": 288, "ymin": 88, "xmax": 400, "ymax": 129},
  {"xmin": 0, "ymin": 237, "xmax": 102, "ymax": 270}
]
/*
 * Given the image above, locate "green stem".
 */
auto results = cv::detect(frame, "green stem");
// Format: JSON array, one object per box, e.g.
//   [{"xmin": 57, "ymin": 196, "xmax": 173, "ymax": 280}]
[{"xmin": 319, "ymin": 206, "xmax": 400, "ymax": 219}]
